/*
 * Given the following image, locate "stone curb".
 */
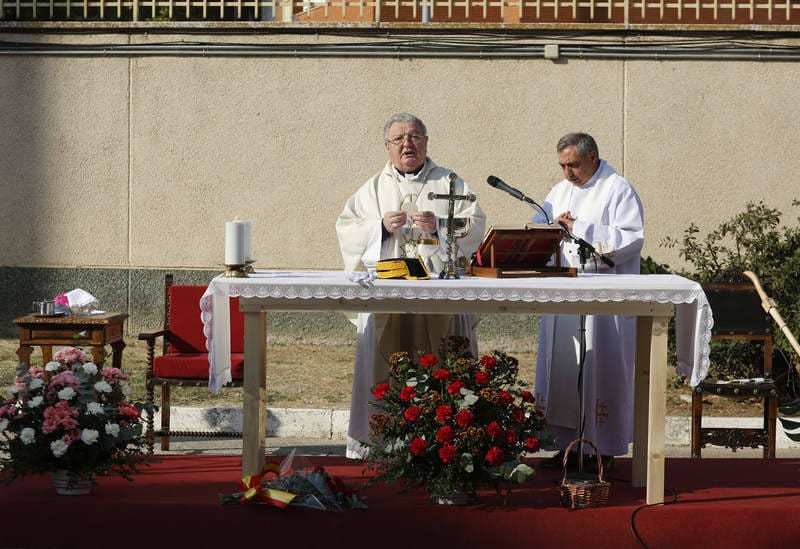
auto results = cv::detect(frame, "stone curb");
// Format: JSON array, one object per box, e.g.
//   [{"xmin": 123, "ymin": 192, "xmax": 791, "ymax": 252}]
[{"xmin": 156, "ymin": 407, "xmax": 800, "ymax": 448}]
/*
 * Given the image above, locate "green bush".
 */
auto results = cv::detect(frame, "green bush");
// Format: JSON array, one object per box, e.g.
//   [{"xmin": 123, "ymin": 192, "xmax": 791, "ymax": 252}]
[{"xmin": 661, "ymin": 200, "xmax": 800, "ymax": 382}]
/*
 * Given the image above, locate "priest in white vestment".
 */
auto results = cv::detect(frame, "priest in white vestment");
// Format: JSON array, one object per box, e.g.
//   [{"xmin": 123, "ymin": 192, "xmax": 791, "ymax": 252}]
[
  {"xmin": 336, "ymin": 113, "xmax": 487, "ymax": 459},
  {"xmin": 531, "ymin": 132, "xmax": 644, "ymax": 467}
]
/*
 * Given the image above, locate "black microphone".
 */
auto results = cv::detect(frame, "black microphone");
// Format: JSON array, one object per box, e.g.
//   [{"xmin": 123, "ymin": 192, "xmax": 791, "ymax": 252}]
[
  {"xmin": 557, "ymin": 221, "xmax": 615, "ymax": 268},
  {"xmin": 487, "ymin": 175, "xmax": 552, "ymax": 224},
  {"xmin": 487, "ymin": 175, "xmax": 527, "ymax": 202}
]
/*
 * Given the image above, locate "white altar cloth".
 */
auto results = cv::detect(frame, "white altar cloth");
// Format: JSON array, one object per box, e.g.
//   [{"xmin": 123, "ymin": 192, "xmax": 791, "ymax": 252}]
[
  {"xmin": 200, "ymin": 270, "xmax": 712, "ymax": 392},
  {"xmin": 199, "ymin": 269, "xmax": 711, "ymax": 505}
]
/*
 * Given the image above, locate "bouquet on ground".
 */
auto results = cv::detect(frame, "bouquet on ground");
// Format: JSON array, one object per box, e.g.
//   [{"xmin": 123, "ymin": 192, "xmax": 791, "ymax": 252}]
[
  {"xmin": 221, "ymin": 449, "xmax": 368, "ymax": 511},
  {"xmin": 0, "ymin": 346, "xmax": 154, "ymax": 487},
  {"xmin": 364, "ymin": 336, "xmax": 552, "ymax": 503}
]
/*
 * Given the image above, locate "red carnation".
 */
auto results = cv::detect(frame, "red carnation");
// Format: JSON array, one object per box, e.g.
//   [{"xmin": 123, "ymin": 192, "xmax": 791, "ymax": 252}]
[
  {"xmin": 474, "ymin": 371, "xmax": 490, "ymax": 386},
  {"xmin": 497, "ymin": 390, "xmax": 513, "ymax": 405},
  {"xmin": 455, "ymin": 408, "xmax": 474, "ymax": 428},
  {"xmin": 485, "ymin": 446, "xmax": 505, "ymax": 466},
  {"xmin": 486, "ymin": 421, "xmax": 503, "ymax": 439},
  {"xmin": 436, "ymin": 425, "xmax": 455, "ymax": 444},
  {"xmin": 525, "ymin": 437, "xmax": 540, "ymax": 452},
  {"xmin": 521, "ymin": 390, "xmax": 535, "ymax": 403},
  {"xmin": 419, "ymin": 354, "xmax": 438, "ymax": 368},
  {"xmin": 372, "ymin": 383, "xmax": 391, "ymax": 399},
  {"xmin": 512, "ymin": 407, "xmax": 525, "ymax": 424},
  {"xmin": 447, "ymin": 380, "xmax": 465, "ymax": 395},
  {"xmin": 435, "ymin": 405, "xmax": 453, "ymax": 423},
  {"xmin": 480, "ymin": 355, "xmax": 497, "ymax": 369},
  {"xmin": 404, "ymin": 406, "xmax": 422, "ymax": 422},
  {"xmin": 410, "ymin": 437, "xmax": 427, "ymax": 456},
  {"xmin": 505, "ymin": 429, "xmax": 518, "ymax": 445},
  {"xmin": 399, "ymin": 386, "xmax": 417, "ymax": 402},
  {"xmin": 433, "ymin": 368, "xmax": 451, "ymax": 381},
  {"xmin": 438, "ymin": 444, "xmax": 457, "ymax": 464}
]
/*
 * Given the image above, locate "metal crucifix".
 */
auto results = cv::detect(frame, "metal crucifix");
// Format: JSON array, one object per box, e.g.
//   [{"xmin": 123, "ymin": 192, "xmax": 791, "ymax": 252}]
[{"xmin": 427, "ymin": 172, "xmax": 476, "ymax": 279}]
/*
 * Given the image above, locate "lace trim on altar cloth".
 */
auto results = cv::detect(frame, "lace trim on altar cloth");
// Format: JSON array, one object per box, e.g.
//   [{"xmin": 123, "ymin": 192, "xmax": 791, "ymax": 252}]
[{"xmin": 199, "ymin": 271, "xmax": 715, "ymax": 390}]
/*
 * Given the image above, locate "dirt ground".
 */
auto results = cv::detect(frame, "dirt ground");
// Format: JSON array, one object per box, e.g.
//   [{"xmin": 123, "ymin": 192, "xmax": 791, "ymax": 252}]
[{"xmin": 0, "ymin": 338, "xmax": 762, "ymax": 417}]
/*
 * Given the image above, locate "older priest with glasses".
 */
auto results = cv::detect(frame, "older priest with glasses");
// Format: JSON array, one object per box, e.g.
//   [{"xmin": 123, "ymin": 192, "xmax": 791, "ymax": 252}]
[{"xmin": 336, "ymin": 112, "xmax": 487, "ymax": 459}]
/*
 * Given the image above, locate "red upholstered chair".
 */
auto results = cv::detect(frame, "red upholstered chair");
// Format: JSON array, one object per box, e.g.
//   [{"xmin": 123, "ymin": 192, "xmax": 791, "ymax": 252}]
[{"xmin": 138, "ymin": 274, "xmax": 245, "ymax": 451}]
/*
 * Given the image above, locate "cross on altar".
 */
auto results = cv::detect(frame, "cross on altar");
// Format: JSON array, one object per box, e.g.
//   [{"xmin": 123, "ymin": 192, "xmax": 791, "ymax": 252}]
[{"xmin": 427, "ymin": 172, "xmax": 476, "ymax": 279}]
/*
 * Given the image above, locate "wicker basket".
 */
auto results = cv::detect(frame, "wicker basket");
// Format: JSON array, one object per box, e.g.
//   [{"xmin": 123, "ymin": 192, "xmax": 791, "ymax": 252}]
[{"xmin": 559, "ymin": 438, "xmax": 610, "ymax": 509}]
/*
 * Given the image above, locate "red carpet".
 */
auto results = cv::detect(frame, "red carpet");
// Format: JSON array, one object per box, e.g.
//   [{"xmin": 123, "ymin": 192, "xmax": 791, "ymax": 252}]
[{"xmin": 2, "ymin": 455, "xmax": 800, "ymax": 548}]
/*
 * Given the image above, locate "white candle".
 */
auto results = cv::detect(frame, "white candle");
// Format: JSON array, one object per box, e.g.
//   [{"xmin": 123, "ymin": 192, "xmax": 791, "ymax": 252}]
[
  {"xmin": 242, "ymin": 220, "xmax": 253, "ymax": 262},
  {"xmin": 225, "ymin": 221, "xmax": 247, "ymax": 265}
]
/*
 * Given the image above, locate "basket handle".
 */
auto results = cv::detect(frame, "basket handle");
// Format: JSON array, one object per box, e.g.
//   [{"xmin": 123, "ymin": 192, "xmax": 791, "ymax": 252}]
[{"xmin": 561, "ymin": 438, "xmax": 604, "ymax": 481}]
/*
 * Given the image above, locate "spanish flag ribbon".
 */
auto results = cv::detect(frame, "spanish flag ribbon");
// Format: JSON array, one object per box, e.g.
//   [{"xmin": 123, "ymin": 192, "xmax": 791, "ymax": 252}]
[{"xmin": 238, "ymin": 463, "xmax": 296, "ymax": 508}]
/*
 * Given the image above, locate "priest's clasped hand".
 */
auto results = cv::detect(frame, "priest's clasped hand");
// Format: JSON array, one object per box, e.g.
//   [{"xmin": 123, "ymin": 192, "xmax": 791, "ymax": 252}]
[
  {"xmin": 383, "ymin": 211, "xmax": 408, "ymax": 233},
  {"xmin": 411, "ymin": 211, "xmax": 437, "ymax": 234},
  {"xmin": 383, "ymin": 210, "xmax": 437, "ymax": 234}
]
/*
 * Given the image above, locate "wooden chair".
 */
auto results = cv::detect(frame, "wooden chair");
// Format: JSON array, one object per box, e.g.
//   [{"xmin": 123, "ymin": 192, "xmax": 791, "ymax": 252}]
[
  {"xmin": 691, "ymin": 281, "xmax": 778, "ymax": 458},
  {"xmin": 138, "ymin": 274, "xmax": 245, "ymax": 451}
]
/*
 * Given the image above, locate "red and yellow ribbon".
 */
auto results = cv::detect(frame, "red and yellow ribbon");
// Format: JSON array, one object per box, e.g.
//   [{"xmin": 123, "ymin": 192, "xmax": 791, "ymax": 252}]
[{"xmin": 238, "ymin": 463, "xmax": 296, "ymax": 508}]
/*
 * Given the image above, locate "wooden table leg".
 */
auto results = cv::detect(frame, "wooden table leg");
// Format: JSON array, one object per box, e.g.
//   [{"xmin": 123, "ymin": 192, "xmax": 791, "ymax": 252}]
[
  {"xmin": 90, "ymin": 346, "xmax": 108, "ymax": 366},
  {"xmin": 242, "ymin": 310, "xmax": 267, "ymax": 477},
  {"xmin": 110, "ymin": 340, "xmax": 126, "ymax": 370},
  {"xmin": 16, "ymin": 345, "xmax": 34, "ymax": 367},
  {"xmin": 633, "ymin": 315, "xmax": 668, "ymax": 505}
]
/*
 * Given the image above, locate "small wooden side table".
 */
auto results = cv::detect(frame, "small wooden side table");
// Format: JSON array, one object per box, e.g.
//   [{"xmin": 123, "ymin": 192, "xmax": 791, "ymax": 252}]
[{"xmin": 13, "ymin": 312, "xmax": 128, "ymax": 370}]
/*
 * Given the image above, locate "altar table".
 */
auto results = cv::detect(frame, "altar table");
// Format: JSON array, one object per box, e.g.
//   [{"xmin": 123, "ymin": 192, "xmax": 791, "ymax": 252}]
[{"xmin": 201, "ymin": 271, "xmax": 712, "ymax": 505}]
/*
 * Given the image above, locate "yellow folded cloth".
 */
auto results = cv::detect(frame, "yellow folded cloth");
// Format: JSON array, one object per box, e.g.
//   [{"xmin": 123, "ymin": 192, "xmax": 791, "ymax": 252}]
[{"xmin": 376, "ymin": 257, "xmax": 430, "ymax": 280}]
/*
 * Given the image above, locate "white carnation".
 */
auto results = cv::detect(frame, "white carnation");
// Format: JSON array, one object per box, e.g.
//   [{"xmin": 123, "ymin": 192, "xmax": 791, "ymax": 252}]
[
  {"xmin": 20, "ymin": 427, "xmax": 36, "ymax": 444},
  {"xmin": 28, "ymin": 396, "xmax": 44, "ymax": 408},
  {"xmin": 80, "ymin": 429, "xmax": 100, "ymax": 445},
  {"xmin": 82, "ymin": 362, "xmax": 98, "ymax": 375},
  {"xmin": 93, "ymin": 380, "xmax": 112, "ymax": 393},
  {"xmin": 45, "ymin": 361, "xmax": 61, "ymax": 372},
  {"xmin": 104, "ymin": 422, "xmax": 120, "ymax": 437},
  {"xmin": 57, "ymin": 387, "xmax": 76, "ymax": 400},
  {"xmin": 50, "ymin": 438, "xmax": 69, "ymax": 457},
  {"xmin": 86, "ymin": 402, "xmax": 105, "ymax": 415},
  {"xmin": 28, "ymin": 378, "xmax": 44, "ymax": 390},
  {"xmin": 0, "ymin": 418, "xmax": 9, "ymax": 432},
  {"xmin": 120, "ymin": 381, "xmax": 131, "ymax": 396}
]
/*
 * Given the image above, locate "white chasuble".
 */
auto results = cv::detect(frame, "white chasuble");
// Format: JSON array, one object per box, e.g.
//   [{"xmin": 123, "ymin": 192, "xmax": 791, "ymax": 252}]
[
  {"xmin": 532, "ymin": 160, "xmax": 644, "ymax": 456},
  {"xmin": 336, "ymin": 159, "xmax": 487, "ymax": 459}
]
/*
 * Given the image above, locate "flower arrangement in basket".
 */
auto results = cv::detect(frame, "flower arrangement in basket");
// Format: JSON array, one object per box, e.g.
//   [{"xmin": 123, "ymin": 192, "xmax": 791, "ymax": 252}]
[
  {"xmin": 363, "ymin": 336, "xmax": 552, "ymax": 503},
  {"xmin": 0, "ymin": 346, "xmax": 154, "ymax": 489}
]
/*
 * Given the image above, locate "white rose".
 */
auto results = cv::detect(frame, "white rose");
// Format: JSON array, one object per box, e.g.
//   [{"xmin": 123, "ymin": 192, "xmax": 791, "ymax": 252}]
[
  {"xmin": 93, "ymin": 380, "xmax": 112, "ymax": 393},
  {"xmin": 82, "ymin": 362, "xmax": 98, "ymax": 375},
  {"xmin": 28, "ymin": 378, "xmax": 44, "ymax": 390},
  {"xmin": 50, "ymin": 438, "xmax": 69, "ymax": 457},
  {"xmin": 20, "ymin": 427, "xmax": 36, "ymax": 444},
  {"xmin": 57, "ymin": 387, "xmax": 76, "ymax": 400},
  {"xmin": 80, "ymin": 429, "xmax": 100, "ymax": 445},
  {"xmin": 0, "ymin": 418, "xmax": 9, "ymax": 432},
  {"xmin": 28, "ymin": 396, "xmax": 44, "ymax": 408},
  {"xmin": 105, "ymin": 422, "xmax": 120, "ymax": 437},
  {"xmin": 45, "ymin": 361, "xmax": 61, "ymax": 372},
  {"xmin": 86, "ymin": 402, "xmax": 105, "ymax": 415}
]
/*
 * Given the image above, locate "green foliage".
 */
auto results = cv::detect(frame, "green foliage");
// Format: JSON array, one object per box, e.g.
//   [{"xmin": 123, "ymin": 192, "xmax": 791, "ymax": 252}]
[{"xmin": 661, "ymin": 200, "xmax": 800, "ymax": 383}]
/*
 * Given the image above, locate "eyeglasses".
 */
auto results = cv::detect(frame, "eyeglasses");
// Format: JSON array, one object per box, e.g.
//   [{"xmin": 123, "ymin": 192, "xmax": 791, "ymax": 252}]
[{"xmin": 385, "ymin": 134, "xmax": 427, "ymax": 146}]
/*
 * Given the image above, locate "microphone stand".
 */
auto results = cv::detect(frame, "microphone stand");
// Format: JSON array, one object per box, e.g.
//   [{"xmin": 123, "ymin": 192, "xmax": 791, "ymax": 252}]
[{"xmin": 558, "ymin": 223, "xmax": 615, "ymax": 269}]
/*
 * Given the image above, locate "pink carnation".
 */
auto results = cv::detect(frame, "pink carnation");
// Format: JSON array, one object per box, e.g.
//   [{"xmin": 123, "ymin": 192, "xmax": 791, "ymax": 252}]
[
  {"xmin": 42, "ymin": 401, "xmax": 80, "ymax": 433},
  {"xmin": 53, "ymin": 347, "xmax": 86, "ymax": 365}
]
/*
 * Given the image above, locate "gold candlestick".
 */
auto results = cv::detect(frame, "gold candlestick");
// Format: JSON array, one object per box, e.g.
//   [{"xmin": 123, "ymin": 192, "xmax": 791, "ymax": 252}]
[{"xmin": 223, "ymin": 264, "xmax": 249, "ymax": 278}]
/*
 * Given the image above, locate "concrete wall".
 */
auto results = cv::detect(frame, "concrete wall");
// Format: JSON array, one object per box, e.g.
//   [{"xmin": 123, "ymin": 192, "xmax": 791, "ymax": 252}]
[{"xmin": 2, "ymin": 31, "xmax": 798, "ymax": 339}]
